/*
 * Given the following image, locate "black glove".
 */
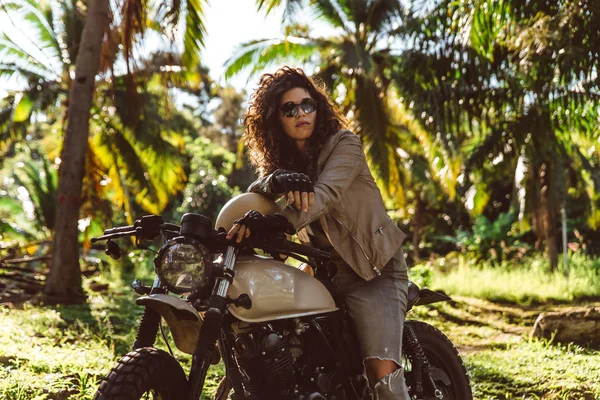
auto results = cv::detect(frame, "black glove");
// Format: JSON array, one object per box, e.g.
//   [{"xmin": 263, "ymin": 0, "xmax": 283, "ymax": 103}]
[
  {"xmin": 233, "ymin": 210, "xmax": 295, "ymax": 236},
  {"xmin": 270, "ymin": 170, "xmax": 314, "ymax": 194}
]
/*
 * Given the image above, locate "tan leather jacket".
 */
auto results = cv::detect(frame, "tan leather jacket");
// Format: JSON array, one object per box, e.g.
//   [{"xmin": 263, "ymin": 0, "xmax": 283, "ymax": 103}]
[{"xmin": 248, "ymin": 130, "xmax": 406, "ymax": 280}]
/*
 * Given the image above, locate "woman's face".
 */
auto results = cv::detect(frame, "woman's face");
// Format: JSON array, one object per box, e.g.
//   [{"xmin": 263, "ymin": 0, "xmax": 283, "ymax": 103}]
[{"xmin": 278, "ymin": 87, "xmax": 316, "ymax": 151}]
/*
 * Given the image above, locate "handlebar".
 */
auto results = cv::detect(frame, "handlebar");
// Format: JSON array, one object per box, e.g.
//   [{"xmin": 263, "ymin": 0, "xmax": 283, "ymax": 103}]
[
  {"xmin": 92, "ymin": 215, "xmax": 330, "ymax": 262},
  {"xmin": 104, "ymin": 225, "xmax": 135, "ymax": 235},
  {"xmin": 91, "ymin": 215, "xmax": 167, "ymax": 243},
  {"xmin": 91, "ymin": 229, "xmax": 138, "ymax": 243}
]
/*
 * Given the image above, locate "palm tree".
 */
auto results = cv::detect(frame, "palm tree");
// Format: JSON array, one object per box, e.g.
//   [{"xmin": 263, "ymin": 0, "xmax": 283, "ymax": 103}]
[
  {"xmin": 46, "ymin": 0, "xmax": 208, "ymax": 302},
  {"xmin": 42, "ymin": 0, "xmax": 109, "ymax": 302},
  {"xmin": 395, "ymin": 0, "xmax": 600, "ymax": 268}
]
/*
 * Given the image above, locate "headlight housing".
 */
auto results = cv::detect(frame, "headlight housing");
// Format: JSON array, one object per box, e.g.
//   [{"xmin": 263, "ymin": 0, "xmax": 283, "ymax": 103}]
[{"xmin": 156, "ymin": 237, "xmax": 211, "ymax": 294}]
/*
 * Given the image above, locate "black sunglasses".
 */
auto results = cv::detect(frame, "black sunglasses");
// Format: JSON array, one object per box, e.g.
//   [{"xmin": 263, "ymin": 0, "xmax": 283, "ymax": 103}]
[{"xmin": 280, "ymin": 98, "xmax": 317, "ymax": 118}]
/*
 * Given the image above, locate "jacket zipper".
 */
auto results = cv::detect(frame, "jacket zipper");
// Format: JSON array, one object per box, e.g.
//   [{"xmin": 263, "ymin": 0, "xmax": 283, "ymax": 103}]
[{"xmin": 327, "ymin": 212, "xmax": 381, "ymax": 276}]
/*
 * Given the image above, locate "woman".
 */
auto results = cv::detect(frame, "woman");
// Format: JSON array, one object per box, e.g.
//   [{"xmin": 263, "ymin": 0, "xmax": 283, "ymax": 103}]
[{"xmin": 226, "ymin": 66, "xmax": 410, "ymax": 399}]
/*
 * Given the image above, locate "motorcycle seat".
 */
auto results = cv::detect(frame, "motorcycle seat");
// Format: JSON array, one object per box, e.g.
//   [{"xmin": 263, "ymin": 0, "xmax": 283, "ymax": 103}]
[{"xmin": 407, "ymin": 281, "xmax": 420, "ymax": 310}]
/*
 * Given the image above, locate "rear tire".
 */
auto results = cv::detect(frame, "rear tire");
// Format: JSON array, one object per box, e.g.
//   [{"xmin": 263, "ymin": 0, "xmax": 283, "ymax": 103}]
[
  {"xmin": 94, "ymin": 347, "xmax": 188, "ymax": 400},
  {"xmin": 404, "ymin": 320, "xmax": 472, "ymax": 400}
]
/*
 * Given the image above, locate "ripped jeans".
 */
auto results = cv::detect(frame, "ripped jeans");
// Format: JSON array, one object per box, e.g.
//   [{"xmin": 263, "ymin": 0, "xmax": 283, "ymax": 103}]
[{"xmin": 333, "ymin": 248, "xmax": 410, "ymax": 400}]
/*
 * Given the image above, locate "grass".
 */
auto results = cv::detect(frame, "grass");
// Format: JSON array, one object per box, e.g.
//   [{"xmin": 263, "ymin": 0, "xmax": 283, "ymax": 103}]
[
  {"xmin": 467, "ymin": 340, "xmax": 600, "ymax": 399},
  {"xmin": 1, "ymin": 253, "xmax": 599, "ymax": 399},
  {"xmin": 417, "ymin": 252, "xmax": 600, "ymax": 304}
]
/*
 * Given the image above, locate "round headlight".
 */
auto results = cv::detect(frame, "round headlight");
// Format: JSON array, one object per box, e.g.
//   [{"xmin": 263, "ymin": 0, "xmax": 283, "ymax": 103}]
[{"xmin": 156, "ymin": 238, "xmax": 211, "ymax": 294}]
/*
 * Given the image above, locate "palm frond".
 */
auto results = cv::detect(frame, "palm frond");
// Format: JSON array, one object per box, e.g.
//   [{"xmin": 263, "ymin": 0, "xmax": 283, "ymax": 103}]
[
  {"xmin": 121, "ymin": 0, "xmax": 148, "ymax": 65},
  {"xmin": 12, "ymin": 159, "xmax": 57, "ymax": 231},
  {"xmin": 181, "ymin": 0, "xmax": 207, "ymax": 68},
  {"xmin": 224, "ymin": 37, "xmax": 321, "ymax": 81},
  {"xmin": 256, "ymin": 0, "xmax": 304, "ymax": 22},
  {"xmin": 352, "ymin": 75, "xmax": 394, "ymax": 184},
  {"xmin": 12, "ymin": 93, "xmax": 33, "ymax": 122},
  {"xmin": 311, "ymin": 0, "xmax": 352, "ymax": 32},
  {"xmin": 0, "ymin": 62, "xmax": 48, "ymax": 82},
  {"xmin": 0, "ymin": 0, "xmax": 61, "ymax": 66},
  {"xmin": 0, "ymin": 197, "xmax": 37, "ymax": 240},
  {"xmin": 364, "ymin": 0, "xmax": 403, "ymax": 33},
  {"xmin": 0, "ymin": 36, "xmax": 54, "ymax": 78}
]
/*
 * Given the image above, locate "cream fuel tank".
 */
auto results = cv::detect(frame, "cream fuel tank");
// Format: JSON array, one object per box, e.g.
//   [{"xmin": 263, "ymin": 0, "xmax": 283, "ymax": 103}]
[{"xmin": 215, "ymin": 193, "xmax": 339, "ymax": 323}]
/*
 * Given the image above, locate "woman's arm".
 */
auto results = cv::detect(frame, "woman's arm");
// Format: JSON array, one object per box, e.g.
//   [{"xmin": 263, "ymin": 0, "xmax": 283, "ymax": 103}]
[
  {"xmin": 280, "ymin": 131, "xmax": 364, "ymax": 230},
  {"xmin": 246, "ymin": 170, "xmax": 286, "ymax": 201}
]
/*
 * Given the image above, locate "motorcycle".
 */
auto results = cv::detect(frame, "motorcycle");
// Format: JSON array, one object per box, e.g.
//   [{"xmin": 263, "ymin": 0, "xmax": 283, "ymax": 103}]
[{"xmin": 92, "ymin": 193, "xmax": 472, "ymax": 400}]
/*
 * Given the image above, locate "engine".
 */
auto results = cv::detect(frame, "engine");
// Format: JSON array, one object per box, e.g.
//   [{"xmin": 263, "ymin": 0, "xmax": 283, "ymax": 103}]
[
  {"xmin": 234, "ymin": 329, "xmax": 296, "ymax": 396},
  {"xmin": 232, "ymin": 320, "xmax": 337, "ymax": 399}
]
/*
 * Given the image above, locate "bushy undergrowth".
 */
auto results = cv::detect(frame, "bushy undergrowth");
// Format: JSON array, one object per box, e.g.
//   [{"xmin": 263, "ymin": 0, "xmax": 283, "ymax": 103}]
[{"xmin": 415, "ymin": 252, "xmax": 600, "ymax": 304}]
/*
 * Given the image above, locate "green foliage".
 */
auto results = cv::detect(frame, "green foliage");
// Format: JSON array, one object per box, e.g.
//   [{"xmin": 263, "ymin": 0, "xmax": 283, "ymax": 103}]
[
  {"xmin": 452, "ymin": 212, "xmax": 531, "ymax": 263},
  {"xmin": 177, "ymin": 137, "xmax": 241, "ymax": 223},
  {"xmin": 408, "ymin": 264, "xmax": 433, "ymax": 288},
  {"xmin": 12, "ymin": 157, "xmax": 58, "ymax": 232},
  {"xmin": 0, "ymin": 148, "xmax": 58, "ymax": 241}
]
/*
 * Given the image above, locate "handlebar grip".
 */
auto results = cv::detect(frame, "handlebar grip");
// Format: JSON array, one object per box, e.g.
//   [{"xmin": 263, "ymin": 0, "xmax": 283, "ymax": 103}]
[
  {"xmin": 104, "ymin": 225, "xmax": 135, "ymax": 235},
  {"xmin": 280, "ymin": 240, "xmax": 323, "ymax": 259}
]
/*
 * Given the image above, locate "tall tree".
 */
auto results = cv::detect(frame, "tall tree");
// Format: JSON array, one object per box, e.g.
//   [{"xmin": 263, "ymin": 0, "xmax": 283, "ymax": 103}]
[
  {"xmin": 45, "ymin": 0, "xmax": 110, "ymax": 302},
  {"xmin": 44, "ymin": 0, "xmax": 208, "ymax": 303}
]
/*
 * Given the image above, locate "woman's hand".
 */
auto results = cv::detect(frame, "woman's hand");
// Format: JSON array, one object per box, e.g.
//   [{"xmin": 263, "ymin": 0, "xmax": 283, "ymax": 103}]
[
  {"xmin": 272, "ymin": 171, "xmax": 315, "ymax": 212},
  {"xmin": 226, "ymin": 220, "xmax": 252, "ymax": 244},
  {"xmin": 226, "ymin": 211, "xmax": 295, "ymax": 243}
]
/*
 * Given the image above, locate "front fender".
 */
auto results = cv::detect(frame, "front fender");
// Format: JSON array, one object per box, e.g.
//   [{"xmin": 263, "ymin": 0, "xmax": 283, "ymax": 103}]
[{"xmin": 136, "ymin": 294, "xmax": 202, "ymax": 355}]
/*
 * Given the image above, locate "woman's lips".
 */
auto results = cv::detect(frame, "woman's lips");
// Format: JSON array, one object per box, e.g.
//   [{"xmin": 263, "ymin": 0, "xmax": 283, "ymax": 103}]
[{"xmin": 296, "ymin": 121, "xmax": 309, "ymax": 127}]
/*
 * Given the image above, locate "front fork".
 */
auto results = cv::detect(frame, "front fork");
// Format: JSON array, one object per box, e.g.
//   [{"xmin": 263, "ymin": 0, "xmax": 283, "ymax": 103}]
[
  {"xmin": 188, "ymin": 246, "xmax": 238, "ymax": 400},
  {"xmin": 132, "ymin": 276, "xmax": 165, "ymax": 349}
]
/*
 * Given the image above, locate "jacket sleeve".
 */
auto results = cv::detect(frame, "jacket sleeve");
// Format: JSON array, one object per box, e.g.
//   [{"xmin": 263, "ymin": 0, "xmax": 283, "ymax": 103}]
[
  {"xmin": 280, "ymin": 131, "xmax": 363, "ymax": 231},
  {"xmin": 247, "ymin": 169, "xmax": 285, "ymax": 201}
]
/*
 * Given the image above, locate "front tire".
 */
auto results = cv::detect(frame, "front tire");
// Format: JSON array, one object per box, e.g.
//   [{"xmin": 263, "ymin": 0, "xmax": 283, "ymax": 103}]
[
  {"xmin": 404, "ymin": 320, "xmax": 472, "ymax": 400},
  {"xmin": 94, "ymin": 348, "xmax": 188, "ymax": 400}
]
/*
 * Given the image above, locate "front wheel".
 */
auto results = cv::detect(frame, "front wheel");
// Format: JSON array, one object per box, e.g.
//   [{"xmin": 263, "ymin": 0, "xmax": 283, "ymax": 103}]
[
  {"xmin": 94, "ymin": 348, "xmax": 188, "ymax": 400},
  {"xmin": 404, "ymin": 320, "xmax": 472, "ymax": 400}
]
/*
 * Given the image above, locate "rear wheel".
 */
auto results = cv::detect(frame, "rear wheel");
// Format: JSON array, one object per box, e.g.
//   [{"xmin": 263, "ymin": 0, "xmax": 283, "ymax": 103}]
[
  {"xmin": 94, "ymin": 348, "xmax": 188, "ymax": 400},
  {"xmin": 404, "ymin": 320, "xmax": 472, "ymax": 400}
]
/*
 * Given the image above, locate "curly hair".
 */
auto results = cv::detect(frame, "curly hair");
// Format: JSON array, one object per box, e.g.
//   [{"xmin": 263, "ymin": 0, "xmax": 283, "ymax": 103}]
[{"xmin": 243, "ymin": 66, "xmax": 346, "ymax": 178}]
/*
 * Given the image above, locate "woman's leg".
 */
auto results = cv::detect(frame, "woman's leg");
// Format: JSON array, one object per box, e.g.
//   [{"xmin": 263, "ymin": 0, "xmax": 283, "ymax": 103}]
[
  {"xmin": 364, "ymin": 358, "xmax": 399, "ymax": 385},
  {"xmin": 333, "ymin": 249, "xmax": 410, "ymax": 399}
]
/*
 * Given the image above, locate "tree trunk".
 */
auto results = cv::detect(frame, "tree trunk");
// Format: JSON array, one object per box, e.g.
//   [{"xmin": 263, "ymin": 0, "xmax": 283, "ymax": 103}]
[
  {"xmin": 531, "ymin": 307, "xmax": 600, "ymax": 346},
  {"xmin": 539, "ymin": 162, "xmax": 559, "ymax": 271},
  {"xmin": 44, "ymin": 0, "xmax": 109, "ymax": 304}
]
